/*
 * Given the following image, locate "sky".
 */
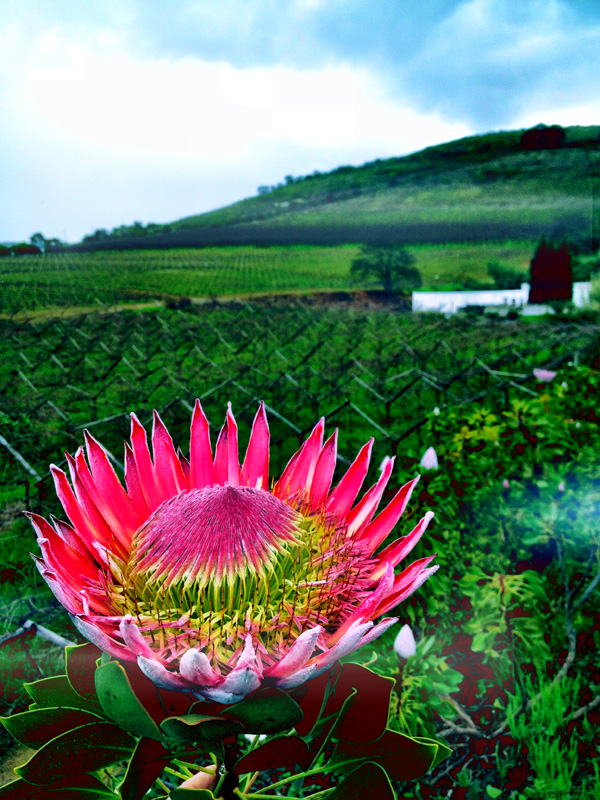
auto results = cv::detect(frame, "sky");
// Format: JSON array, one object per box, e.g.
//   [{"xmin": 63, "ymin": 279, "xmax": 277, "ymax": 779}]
[{"xmin": 1, "ymin": 0, "xmax": 599, "ymax": 243}]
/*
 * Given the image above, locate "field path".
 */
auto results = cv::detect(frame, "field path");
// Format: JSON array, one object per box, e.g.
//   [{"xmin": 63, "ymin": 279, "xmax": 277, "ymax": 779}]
[{"xmin": 0, "ymin": 288, "xmax": 384, "ymax": 323}]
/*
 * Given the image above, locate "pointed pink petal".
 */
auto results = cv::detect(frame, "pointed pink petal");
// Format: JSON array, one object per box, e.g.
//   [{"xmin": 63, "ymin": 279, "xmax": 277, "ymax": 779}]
[
  {"xmin": 275, "ymin": 663, "xmax": 319, "ymax": 690},
  {"xmin": 272, "ymin": 449, "xmax": 300, "ymax": 500},
  {"xmin": 374, "ymin": 565, "xmax": 439, "ymax": 617},
  {"xmin": 137, "ymin": 656, "xmax": 194, "ymax": 691},
  {"xmin": 33, "ymin": 557, "xmax": 81, "ymax": 615},
  {"xmin": 200, "ymin": 686, "xmax": 250, "ymax": 704},
  {"xmin": 120, "ymin": 616, "xmax": 167, "ymax": 663},
  {"xmin": 73, "ymin": 448, "xmax": 132, "ymax": 550},
  {"xmin": 66, "ymin": 453, "xmax": 121, "ymax": 554},
  {"xmin": 179, "ymin": 648, "xmax": 222, "ymax": 686},
  {"xmin": 368, "ymin": 512, "xmax": 434, "ymax": 581},
  {"xmin": 346, "ymin": 456, "xmax": 395, "ymax": 536},
  {"xmin": 235, "ymin": 635, "xmax": 262, "ymax": 675},
  {"xmin": 50, "ymin": 465, "xmax": 104, "ymax": 553},
  {"xmin": 130, "ymin": 413, "xmax": 161, "ymax": 511},
  {"xmin": 356, "ymin": 476, "xmax": 421, "ymax": 552},
  {"xmin": 214, "ymin": 404, "xmax": 240, "ymax": 485},
  {"xmin": 326, "ymin": 439, "xmax": 373, "ymax": 518},
  {"xmin": 28, "ymin": 513, "xmax": 98, "ymax": 584},
  {"xmin": 124, "ymin": 443, "xmax": 150, "ymax": 519},
  {"xmin": 266, "ymin": 626, "xmax": 322, "ymax": 680},
  {"xmin": 326, "ymin": 562, "xmax": 395, "ymax": 646},
  {"xmin": 190, "ymin": 400, "xmax": 215, "ymax": 489},
  {"xmin": 240, "ymin": 403, "xmax": 269, "ymax": 489},
  {"xmin": 308, "ymin": 430, "xmax": 338, "ymax": 511},
  {"xmin": 152, "ymin": 411, "xmax": 187, "ymax": 499},
  {"xmin": 84, "ymin": 430, "xmax": 136, "ymax": 531},
  {"xmin": 72, "ymin": 616, "xmax": 134, "ymax": 661},
  {"xmin": 218, "ymin": 668, "xmax": 261, "ymax": 696},
  {"xmin": 354, "ymin": 616, "xmax": 398, "ymax": 649},
  {"xmin": 178, "ymin": 450, "xmax": 191, "ymax": 484},
  {"xmin": 275, "ymin": 419, "xmax": 324, "ymax": 501},
  {"xmin": 390, "ymin": 554, "xmax": 438, "ymax": 595},
  {"xmin": 313, "ymin": 620, "xmax": 374, "ymax": 670}
]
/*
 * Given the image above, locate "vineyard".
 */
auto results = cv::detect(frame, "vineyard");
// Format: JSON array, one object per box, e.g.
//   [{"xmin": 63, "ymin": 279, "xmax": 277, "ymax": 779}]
[
  {"xmin": 0, "ymin": 242, "xmax": 534, "ymax": 316},
  {"xmin": 1, "ymin": 300, "xmax": 600, "ymax": 797}
]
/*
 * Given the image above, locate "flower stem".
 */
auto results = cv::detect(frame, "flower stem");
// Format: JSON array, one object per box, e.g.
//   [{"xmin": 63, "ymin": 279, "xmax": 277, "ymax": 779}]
[
  {"xmin": 164, "ymin": 766, "xmax": 191, "ymax": 781},
  {"xmin": 173, "ymin": 759, "xmax": 215, "ymax": 776}
]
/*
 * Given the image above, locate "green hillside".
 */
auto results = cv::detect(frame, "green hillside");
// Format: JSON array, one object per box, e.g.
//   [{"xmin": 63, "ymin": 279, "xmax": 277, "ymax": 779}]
[
  {"xmin": 172, "ymin": 125, "xmax": 600, "ymax": 233},
  {"xmin": 76, "ymin": 125, "xmax": 600, "ymax": 250}
]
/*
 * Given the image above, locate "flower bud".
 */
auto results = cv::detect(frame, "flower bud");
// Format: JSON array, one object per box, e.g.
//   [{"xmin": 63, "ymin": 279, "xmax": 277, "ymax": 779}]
[
  {"xmin": 419, "ymin": 446, "xmax": 438, "ymax": 471},
  {"xmin": 394, "ymin": 624, "xmax": 417, "ymax": 659}
]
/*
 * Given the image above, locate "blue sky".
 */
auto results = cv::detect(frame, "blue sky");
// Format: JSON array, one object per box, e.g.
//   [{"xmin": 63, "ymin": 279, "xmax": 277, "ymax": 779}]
[{"xmin": 1, "ymin": 0, "xmax": 599, "ymax": 242}]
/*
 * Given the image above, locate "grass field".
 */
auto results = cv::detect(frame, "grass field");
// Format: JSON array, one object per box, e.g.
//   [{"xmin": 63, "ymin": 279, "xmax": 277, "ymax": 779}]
[{"xmin": 0, "ymin": 241, "xmax": 535, "ymax": 315}]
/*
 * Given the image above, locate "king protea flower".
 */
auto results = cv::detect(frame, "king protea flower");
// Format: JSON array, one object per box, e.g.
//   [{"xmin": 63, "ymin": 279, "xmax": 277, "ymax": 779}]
[{"xmin": 30, "ymin": 402, "xmax": 437, "ymax": 704}]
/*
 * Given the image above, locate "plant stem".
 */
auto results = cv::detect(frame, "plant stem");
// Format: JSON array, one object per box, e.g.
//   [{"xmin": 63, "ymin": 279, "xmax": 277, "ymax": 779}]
[{"xmin": 164, "ymin": 766, "xmax": 191, "ymax": 781}]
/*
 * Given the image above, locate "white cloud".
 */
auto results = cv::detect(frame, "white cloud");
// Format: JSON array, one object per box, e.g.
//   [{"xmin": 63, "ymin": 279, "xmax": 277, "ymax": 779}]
[{"xmin": 0, "ymin": 26, "xmax": 471, "ymax": 240}]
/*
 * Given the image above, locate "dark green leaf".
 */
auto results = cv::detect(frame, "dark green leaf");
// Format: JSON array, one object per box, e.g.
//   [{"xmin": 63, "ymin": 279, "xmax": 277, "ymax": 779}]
[
  {"xmin": 328, "ymin": 762, "xmax": 396, "ymax": 800},
  {"xmin": 65, "ymin": 643, "xmax": 102, "ymax": 702},
  {"xmin": 24, "ymin": 676, "xmax": 104, "ymax": 716},
  {"xmin": 0, "ymin": 775, "xmax": 116, "ymax": 799},
  {"xmin": 234, "ymin": 735, "xmax": 310, "ymax": 774},
  {"xmin": 169, "ymin": 790, "xmax": 215, "ymax": 799},
  {"xmin": 332, "ymin": 729, "xmax": 438, "ymax": 781},
  {"xmin": 15, "ymin": 721, "xmax": 135, "ymax": 786},
  {"xmin": 118, "ymin": 736, "xmax": 172, "ymax": 800},
  {"xmin": 410, "ymin": 735, "xmax": 452, "ymax": 769},
  {"xmin": 293, "ymin": 668, "xmax": 338, "ymax": 737},
  {"xmin": 1, "ymin": 706, "xmax": 103, "ymax": 749},
  {"xmin": 160, "ymin": 714, "xmax": 242, "ymax": 744},
  {"xmin": 332, "ymin": 665, "xmax": 394, "ymax": 744},
  {"xmin": 224, "ymin": 689, "xmax": 303, "ymax": 734},
  {"xmin": 95, "ymin": 660, "xmax": 162, "ymax": 740}
]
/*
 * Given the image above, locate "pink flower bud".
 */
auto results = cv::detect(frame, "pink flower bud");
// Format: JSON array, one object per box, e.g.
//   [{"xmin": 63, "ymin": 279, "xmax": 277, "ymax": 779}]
[
  {"xmin": 394, "ymin": 624, "xmax": 417, "ymax": 659},
  {"xmin": 419, "ymin": 446, "xmax": 438, "ymax": 471},
  {"xmin": 502, "ymin": 479, "xmax": 510, "ymax": 489},
  {"xmin": 533, "ymin": 368, "xmax": 557, "ymax": 382}
]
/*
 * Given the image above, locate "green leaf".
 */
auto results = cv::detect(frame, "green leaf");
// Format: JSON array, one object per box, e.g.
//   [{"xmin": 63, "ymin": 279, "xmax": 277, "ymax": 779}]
[
  {"xmin": 161, "ymin": 714, "xmax": 242, "ymax": 744},
  {"xmin": 15, "ymin": 721, "xmax": 135, "ymax": 786},
  {"xmin": 332, "ymin": 729, "xmax": 438, "ymax": 781},
  {"xmin": 0, "ymin": 775, "xmax": 116, "ymax": 799},
  {"xmin": 409, "ymin": 735, "xmax": 452, "ymax": 769},
  {"xmin": 234, "ymin": 735, "xmax": 310, "ymax": 775},
  {"xmin": 24, "ymin": 676, "xmax": 104, "ymax": 716},
  {"xmin": 1, "ymin": 706, "xmax": 104, "ymax": 749},
  {"xmin": 332, "ymin": 665, "xmax": 394, "ymax": 744},
  {"xmin": 224, "ymin": 688, "xmax": 303, "ymax": 734},
  {"xmin": 169, "ymin": 790, "xmax": 215, "ymax": 799},
  {"xmin": 95, "ymin": 660, "xmax": 162, "ymax": 740},
  {"xmin": 328, "ymin": 761, "xmax": 396, "ymax": 800},
  {"xmin": 118, "ymin": 736, "xmax": 172, "ymax": 800},
  {"xmin": 65, "ymin": 643, "xmax": 102, "ymax": 702},
  {"xmin": 486, "ymin": 787, "xmax": 503, "ymax": 798}
]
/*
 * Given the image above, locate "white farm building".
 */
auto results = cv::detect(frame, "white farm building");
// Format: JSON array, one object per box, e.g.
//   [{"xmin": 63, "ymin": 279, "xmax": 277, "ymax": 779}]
[{"xmin": 412, "ymin": 282, "xmax": 592, "ymax": 314}]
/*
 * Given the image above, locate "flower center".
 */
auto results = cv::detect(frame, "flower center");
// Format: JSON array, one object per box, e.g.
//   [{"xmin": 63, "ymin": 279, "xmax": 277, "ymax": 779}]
[
  {"xmin": 130, "ymin": 485, "xmax": 299, "ymax": 588},
  {"xmin": 108, "ymin": 486, "xmax": 373, "ymax": 667}
]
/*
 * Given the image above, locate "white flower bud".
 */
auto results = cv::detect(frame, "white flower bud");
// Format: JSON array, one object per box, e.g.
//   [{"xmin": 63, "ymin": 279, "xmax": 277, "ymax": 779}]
[
  {"xmin": 394, "ymin": 624, "xmax": 417, "ymax": 659},
  {"xmin": 419, "ymin": 446, "xmax": 438, "ymax": 471}
]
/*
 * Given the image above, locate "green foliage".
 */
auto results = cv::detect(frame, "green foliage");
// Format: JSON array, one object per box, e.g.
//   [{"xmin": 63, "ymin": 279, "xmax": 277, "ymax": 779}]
[
  {"xmin": 502, "ymin": 669, "xmax": 584, "ymax": 800},
  {"xmin": 486, "ymin": 260, "xmax": 524, "ymax": 289},
  {"xmin": 350, "ymin": 245, "xmax": 422, "ymax": 296},
  {"xmin": 1, "ymin": 651, "xmax": 443, "ymax": 799}
]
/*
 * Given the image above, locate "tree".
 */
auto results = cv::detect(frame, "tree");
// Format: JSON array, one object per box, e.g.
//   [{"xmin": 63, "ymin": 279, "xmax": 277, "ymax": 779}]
[
  {"xmin": 487, "ymin": 260, "xmax": 524, "ymax": 290},
  {"xmin": 529, "ymin": 238, "xmax": 572, "ymax": 303},
  {"xmin": 350, "ymin": 244, "xmax": 421, "ymax": 298}
]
